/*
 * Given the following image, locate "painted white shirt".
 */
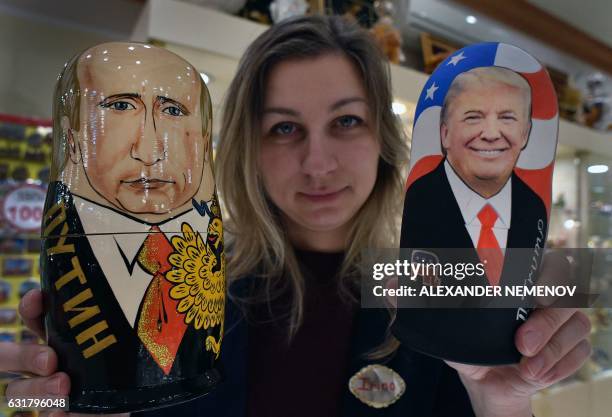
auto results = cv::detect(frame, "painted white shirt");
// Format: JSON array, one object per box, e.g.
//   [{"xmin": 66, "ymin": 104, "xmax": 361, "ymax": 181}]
[
  {"xmin": 73, "ymin": 196, "xmax": 211, "ymax": 328},
  {"xmin": 444, "ymin": 160, "xmax": 511, "ymax": 250}
]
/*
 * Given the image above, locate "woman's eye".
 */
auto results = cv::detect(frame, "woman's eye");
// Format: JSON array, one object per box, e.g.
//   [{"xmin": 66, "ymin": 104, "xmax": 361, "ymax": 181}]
[
  {"xmin": 272, "ymin": 122, "xmax": 298, "ymax": 135},
  {"xmin": 336, "ymin": 115, "xmax": 362, "ymax": 128},
  {"xmin": 162, "ymin": 106, "xmax": 185, "ymax": 117},
  {"xmin": 104, "ymin": 101, "xmax": 135, "ymax": 111}
]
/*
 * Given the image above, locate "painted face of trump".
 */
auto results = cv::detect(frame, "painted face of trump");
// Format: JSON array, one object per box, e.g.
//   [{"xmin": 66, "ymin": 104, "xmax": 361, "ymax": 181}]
[
  {"xmin": 61, "ymin": 43, "xmax": 211, "ymax": 220},
  {"xmin": 440, "ymin": 67, "xmax": 532, "ymax": 198}
]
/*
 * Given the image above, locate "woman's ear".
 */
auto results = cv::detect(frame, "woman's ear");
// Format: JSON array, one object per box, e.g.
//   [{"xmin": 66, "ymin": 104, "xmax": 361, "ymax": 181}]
[{"xmin": 61, "ymin": 116, "xmax": 80, "ymax": 164}]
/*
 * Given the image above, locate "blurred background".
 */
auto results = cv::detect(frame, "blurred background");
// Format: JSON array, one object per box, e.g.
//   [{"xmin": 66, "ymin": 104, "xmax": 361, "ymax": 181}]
[{"xmin": 0, "ymin": 1, "xmax": 609, "ymax": 416}]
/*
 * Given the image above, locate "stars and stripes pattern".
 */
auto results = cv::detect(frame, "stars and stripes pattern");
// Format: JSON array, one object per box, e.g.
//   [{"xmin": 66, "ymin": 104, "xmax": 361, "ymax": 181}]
[{"xmin": 406, "ymin": 42, "xmax": 559, "ymax": 215}]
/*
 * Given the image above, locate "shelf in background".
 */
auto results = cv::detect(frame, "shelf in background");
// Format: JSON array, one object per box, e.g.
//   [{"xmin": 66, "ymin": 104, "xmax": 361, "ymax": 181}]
[{"xmin": 132, "ymin": 0, "xmax": 612, "ymax": 157}]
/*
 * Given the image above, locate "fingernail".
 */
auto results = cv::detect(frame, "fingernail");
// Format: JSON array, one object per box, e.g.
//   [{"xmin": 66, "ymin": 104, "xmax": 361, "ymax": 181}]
[
  {"xmin": 523, "ymin": 330, "xmax": 541, "ymax": 354},
  {"xmin": 35, "ymin": 351, "xmax": 49, "ymax": 372},
  {"xmin": 527, "ymin": 356, "xmax": 544, "ymax": 378},
  {"xmin": 46, "ymin": 375, "xmax": 61, "ymax": 395}
]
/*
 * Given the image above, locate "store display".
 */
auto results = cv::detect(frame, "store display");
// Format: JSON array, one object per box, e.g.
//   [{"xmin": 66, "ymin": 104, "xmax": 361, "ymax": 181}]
[
  {"xmin": 238, "ymin": 0, "xmax": 273, "ymax": 24},
  {"xmin": 10, "ymin": 166, "xmax": 28, "ymax": 182},
  {"xmin": 269, "ymin": 0, "xmax": 308, "ymax": 23},
  {"xmin": 17, "ymin": 279, "xmax": 39, "ymax": 298},
  {"xmin": 0, "ymin": 239, "xmax": 26, "ymax": 254},
  {"xmin": 0, "ymin": 117, "xmax": 52, "ymax": 186},
  {"xmin": 394, "ymin": 42, "xmax": 559, "ymax": 364},
  {"xmin": 369, "ymin": 0, "xmax": 403, "ymax": 64},
  {"xmin": 41, "ymin": 42, "xmax": 225, "ymax": 413},
  {"xmin": 1, "ymin": 184, "xmax": 46, "ymax": 233},
  {"xmin": 0, "ymin": 309, "xmax": 17, "ymax": 325},
  {"xmin": 0, "ymin": 164, "xmax": 7, "ymax": 181},
  {"xmin": 19, "ymin": 329, "xmax": 39, "ymax": 344},
  {"xmin": 558, "ymin": 83, "xmax": 583, "ymax": 123},
  {"xmin": 1, "ymin": 258, "xmax": 32, "ymax": 277},
  {"xmin": 580, "ymin": 73, "xmax": 612, "ymax": 131},
  {"xmin": 420, "ymin": 32, "xmax": 459, "ymax": 74},
  {"xmin": 0, "ymin": 282, "xmax": 10, "ymax": 304},
  {"xmin": 37, "ymin": 167, "xmax": 50, "ymax": 183},
  {"xmin": 25, "ymin": 239, "xmax": 40, "ymax": 253},
  {"xmin": 0, "ymin": 124, "xmax": 25, "ymax": 142},
  {"xmin": 0, "ymin": 331, "xmax": 15, "ymax": 343}
]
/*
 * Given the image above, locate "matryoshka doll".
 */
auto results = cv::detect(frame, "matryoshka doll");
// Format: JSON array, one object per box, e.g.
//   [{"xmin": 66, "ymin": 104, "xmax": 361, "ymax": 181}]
[{"xmin": 40, "ymin": 42, "xmax": 225, "ymax": 412}]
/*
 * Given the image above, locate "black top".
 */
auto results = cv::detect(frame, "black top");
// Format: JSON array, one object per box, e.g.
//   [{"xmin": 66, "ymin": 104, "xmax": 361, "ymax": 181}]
[{"xmin": 247, "ymin": 250, "xmax": 355, "ymax": 417}]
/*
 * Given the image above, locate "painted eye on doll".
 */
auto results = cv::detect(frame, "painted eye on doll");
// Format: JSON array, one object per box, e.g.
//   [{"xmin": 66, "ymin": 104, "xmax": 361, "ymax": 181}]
[
  {"xmin": 102, "ymin": 101, "xmax": 136, "ymax": 111},
  {"xmin": 499, "ymin": 112, "xmax": 518, "ymax": 122},
  {"xmin": 463, "ymin": 112, "xmax": 483, "ymax": 122},
  {"xmin": 162, "ymin": 106, "xmax": 185, "ymax": 117}
]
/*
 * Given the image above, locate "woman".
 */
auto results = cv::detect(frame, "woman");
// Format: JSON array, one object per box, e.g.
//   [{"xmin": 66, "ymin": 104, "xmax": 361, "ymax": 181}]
[{"xmin": 6, "ymin": 15, "xmax": 591, "ymax": 417}]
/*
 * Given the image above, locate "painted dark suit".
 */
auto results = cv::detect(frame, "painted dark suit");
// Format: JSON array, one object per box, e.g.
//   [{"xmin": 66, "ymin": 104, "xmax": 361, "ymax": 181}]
[
  {"xmin": 41, "ymin": 181, "xmax": 220, "ymax": 410},
  {"xmin": 400, "ymin": 159, "xmax": 547, "ymax": 268},
  {"xmin": 395, "ymin": 160, "xmax": 547, "ymax": 364}
]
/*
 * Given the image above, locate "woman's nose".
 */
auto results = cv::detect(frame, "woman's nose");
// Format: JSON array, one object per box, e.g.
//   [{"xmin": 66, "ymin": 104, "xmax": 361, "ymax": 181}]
[{"xmin": 301, "ymin": 132, "xmax": 338, "ymax": 178}]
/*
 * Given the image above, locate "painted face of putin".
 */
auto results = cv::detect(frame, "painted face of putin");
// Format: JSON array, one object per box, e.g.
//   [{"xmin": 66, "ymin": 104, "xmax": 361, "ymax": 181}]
[
  {"xmin": 63, "ymin": 43, "xmax": 209, "ymax": 219},
  {"xmin": 440, "ymin": 67, "xmax": 532, "ymax": 198}
]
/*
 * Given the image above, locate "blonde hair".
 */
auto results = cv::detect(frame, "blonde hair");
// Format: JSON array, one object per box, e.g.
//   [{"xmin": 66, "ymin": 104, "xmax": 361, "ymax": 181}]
[
  {"xmin": 216, "ymin": 15, "xmax": 408, "ymax": 356},
  {"xmin": 440, "ymin": 66, "xmax": 532, "ymax": 125}
]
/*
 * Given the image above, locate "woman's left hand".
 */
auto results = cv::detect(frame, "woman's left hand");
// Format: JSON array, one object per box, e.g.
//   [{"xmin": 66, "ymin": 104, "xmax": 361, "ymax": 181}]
[{"xmin": 446, "ymin": 307, "xmax": 592, "ymax": 417}]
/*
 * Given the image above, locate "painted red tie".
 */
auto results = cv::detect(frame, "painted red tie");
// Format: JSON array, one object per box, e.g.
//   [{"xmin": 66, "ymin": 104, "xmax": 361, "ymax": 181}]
[
  {"xmin": 476, "ymin": 204, "xmax": 504, "ymax": 286},
  {"xmin": 136, "ymin": 226, "xmax": 187, "ymax": 375}
]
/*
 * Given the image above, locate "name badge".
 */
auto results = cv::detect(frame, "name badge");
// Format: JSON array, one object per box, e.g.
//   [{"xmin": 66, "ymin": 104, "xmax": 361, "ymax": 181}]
[{"xmin": 348, "ymin": 364, "xmax": 406, "ymax": 408}]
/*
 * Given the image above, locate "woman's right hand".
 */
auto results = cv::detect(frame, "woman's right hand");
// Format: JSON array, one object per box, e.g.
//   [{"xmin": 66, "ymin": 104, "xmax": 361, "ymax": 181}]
[
  {"xmin": 3, "ymin": 289, "xmax": 126, "ymax": 417},
  {"xmin": 2, "ymin": 289, "xmax": 71, "ymax": 416}
]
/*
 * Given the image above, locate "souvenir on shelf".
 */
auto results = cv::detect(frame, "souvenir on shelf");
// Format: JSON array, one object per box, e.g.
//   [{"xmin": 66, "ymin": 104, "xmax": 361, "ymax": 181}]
[
  {"xmin": 2, "ymin": 258, "xmax": 33, "ymax": 277},
  {"xmin": 0, "ymin": 282, "xmax": 11, "ymax": 304},
  {"xmin": 18, "ymin": 279, "xmax": 39, "ymax": 298},
  {"xmin": 20, "ymin": 329, "xmax": 40, "ymax": 344},
  {"xmin": 369, "ymin": 0, "xmax": 404, "ymax": 64},
  {"xmin": 0, "ymin": 309, "xmax": 17, "ymax": 325},
  {"xmin": 41, "ymin": 42, "xmax": 225, "ymax": 413},
  {"xmin": 0, "ymin": 330, "xmax": 15, "ymax": 342},
  {"xmin": 394, "ymin": 43, "xmax": 559, "ymax": 364}
]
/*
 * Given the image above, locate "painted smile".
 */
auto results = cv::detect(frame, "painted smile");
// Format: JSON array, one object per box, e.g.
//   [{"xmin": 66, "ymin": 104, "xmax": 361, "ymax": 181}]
[
  {"xmin": 121, "ymin": 178, "xmax": 175, "ymax": 190},
  {"xmin": 468, "ymin": 146, "xmax": 509, "ymax": 157}
]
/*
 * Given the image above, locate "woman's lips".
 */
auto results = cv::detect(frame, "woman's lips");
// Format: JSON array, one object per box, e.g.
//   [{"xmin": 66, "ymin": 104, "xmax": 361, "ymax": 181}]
[{"xmin": 298, "ymin": 187, "xmax": 347, "ymax": 203}]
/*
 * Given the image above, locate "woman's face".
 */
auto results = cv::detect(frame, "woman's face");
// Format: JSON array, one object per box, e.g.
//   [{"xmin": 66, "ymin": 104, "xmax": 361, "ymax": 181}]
[{"xmin": 258, "ymin": 54, "xmax": 380, "ymax": 250}]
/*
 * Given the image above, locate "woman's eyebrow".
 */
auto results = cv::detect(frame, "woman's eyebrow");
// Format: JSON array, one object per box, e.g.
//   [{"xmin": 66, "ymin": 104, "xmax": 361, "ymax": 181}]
[
  {"xmin": 330, "ymin": 97, "xmax": 366, "ymax": 111},
  {"xmin": 263, "ymin": 107, "xmax": 300, "ymax": 116}
]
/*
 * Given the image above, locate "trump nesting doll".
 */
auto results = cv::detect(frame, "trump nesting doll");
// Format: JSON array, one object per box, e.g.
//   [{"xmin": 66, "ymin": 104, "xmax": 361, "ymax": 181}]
[{"xmin": 394, "ymin": 43, "xmax": 558, "ymax": 365}]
